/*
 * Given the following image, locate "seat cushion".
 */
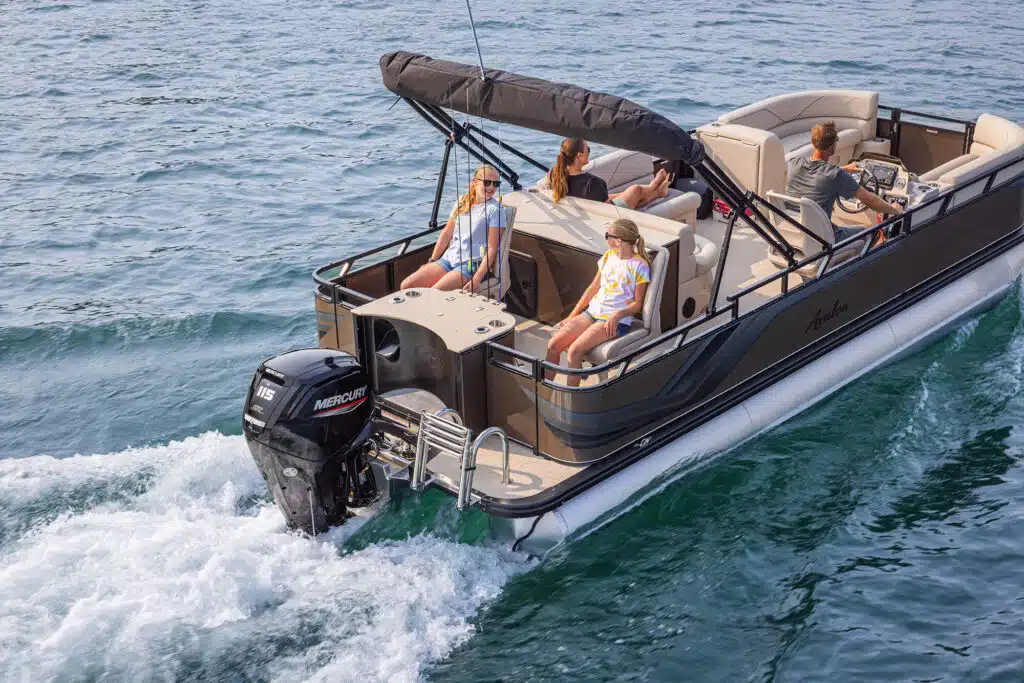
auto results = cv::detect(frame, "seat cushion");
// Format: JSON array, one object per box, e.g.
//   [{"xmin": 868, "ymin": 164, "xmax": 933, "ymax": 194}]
[
  {"xmin": 918, "ymin": 153, "xmax": 977, "ymax": 182},
  {"xmin": 585, "ymin": 327, "xmax": 649, "ymax": 365},
  {"xmin": 584, "ymin": 149, "xmax": 655, "ymax": 189}
]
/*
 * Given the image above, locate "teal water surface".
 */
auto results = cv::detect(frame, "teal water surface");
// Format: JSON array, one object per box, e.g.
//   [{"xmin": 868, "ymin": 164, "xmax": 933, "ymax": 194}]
[{"xmin": 2, "ymin": 0, "xmax": 1023, "ymax": 681}]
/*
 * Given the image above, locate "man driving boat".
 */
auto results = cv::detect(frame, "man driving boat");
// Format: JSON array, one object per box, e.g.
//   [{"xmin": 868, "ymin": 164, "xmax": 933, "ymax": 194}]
[{"xmin": 787, "ymin": 121, "xmax": 902, "ymax": 240}]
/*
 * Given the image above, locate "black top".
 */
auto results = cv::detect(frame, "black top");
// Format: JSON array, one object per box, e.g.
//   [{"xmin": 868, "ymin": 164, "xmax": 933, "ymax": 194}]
[
  {"xmin": 380, "ymin": 51, "xmax": 705, "ymax": 165},
  {"xmin": 567, "ymin": 172, "xmax": 609, "ymax": 203}
]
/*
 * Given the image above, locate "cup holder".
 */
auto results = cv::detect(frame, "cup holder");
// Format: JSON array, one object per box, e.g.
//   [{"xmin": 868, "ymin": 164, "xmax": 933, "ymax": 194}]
[
  {"xmin": 404, "ymin": 290, "xmax": 422, "ymax": 298},
  {"xmin": 488, "ymin": 319, "xmax": 506, "ymax": 328},
  {"xmin": 389, "ymin": 295, "xmax": 405, "ymax": 304},
  {"xmin": 473, "ymin": 325, "xmax": 491, "ymax": 334}
]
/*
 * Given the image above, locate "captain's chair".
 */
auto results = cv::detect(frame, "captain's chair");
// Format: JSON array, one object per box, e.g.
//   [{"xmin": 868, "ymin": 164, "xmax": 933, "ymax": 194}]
[
  {"xmin": 585, "ymin": 243, "xmax": 669, "ymax": 366},
  {"xmin": 476, "ymin": 205, "xmax": 517, "ymax": 301},
  {"xmin": 764, "ymin": 192, "xmax": 866, "ymax": 278}
]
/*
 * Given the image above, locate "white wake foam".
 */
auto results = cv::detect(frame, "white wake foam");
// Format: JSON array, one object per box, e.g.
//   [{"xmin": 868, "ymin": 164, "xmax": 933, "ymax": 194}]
[{"xmin": 0, "ymin": 434, "xmax": 529, "ymax": 683}]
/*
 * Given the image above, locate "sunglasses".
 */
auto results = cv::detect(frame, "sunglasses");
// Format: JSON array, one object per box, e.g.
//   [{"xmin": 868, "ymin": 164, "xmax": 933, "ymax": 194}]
[
  {"xmin": 604, "ymin": 232, "xmax": 619, "ymax": 241},
  {"xmin": 476, "ymin": 178, "xmax": 501, "ymax": 188}
]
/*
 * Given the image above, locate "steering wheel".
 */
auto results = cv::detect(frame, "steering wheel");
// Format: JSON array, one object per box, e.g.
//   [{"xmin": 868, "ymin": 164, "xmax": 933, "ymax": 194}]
[{"xmin": 836, "ymin": 168, "xmax": 880, "ymax": 214}]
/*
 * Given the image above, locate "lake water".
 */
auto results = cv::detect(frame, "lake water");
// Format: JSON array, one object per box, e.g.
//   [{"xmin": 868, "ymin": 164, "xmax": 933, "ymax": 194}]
[{"xmin": 2, "ymin": 0, "xmax": 1023, "ymax": 680}]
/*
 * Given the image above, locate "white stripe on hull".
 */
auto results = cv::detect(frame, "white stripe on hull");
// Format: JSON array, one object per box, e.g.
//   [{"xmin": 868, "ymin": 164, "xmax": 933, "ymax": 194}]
[{"xmin": 495, "ymin": 242, "xmax": 1024, "ymax": 555}]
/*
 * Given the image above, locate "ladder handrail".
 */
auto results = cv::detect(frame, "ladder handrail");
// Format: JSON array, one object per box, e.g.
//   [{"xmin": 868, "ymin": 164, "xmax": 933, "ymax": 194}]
[
  {"xmin": 458, "ymin": 427, "xmax": 510, "ymax": 510},
  {"xmin": 411, "ymin": 409, "xmax": 510, "ymax": 509}
]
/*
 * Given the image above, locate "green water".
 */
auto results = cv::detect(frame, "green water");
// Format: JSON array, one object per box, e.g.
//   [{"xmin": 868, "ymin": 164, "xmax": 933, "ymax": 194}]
[{"xmin": 2, "ymin": 0, "xmax": 1022, "ymax": 680}]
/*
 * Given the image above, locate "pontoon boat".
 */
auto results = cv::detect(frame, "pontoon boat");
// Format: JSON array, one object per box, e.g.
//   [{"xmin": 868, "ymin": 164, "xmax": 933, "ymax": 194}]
[{"xmin": 243, "ymin": 52, "xmax": 1024, "ymax": 555}]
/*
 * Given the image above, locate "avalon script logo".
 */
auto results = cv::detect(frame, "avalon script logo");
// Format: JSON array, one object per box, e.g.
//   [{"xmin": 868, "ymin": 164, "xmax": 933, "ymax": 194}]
[{"xmin": 806, "ymin": 299, "xmax": 849, "ymax": 333}]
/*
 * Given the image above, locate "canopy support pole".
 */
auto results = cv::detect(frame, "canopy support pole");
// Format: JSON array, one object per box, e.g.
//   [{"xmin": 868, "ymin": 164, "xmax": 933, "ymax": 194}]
[
  {"xmin": 404, "ymin": 98, "xmax": 523, "ymax": 190},
  {"xmin": 429, "ymin": 137, "xmax": 454, "ymax": 230},
  {"xmin": 465, "ymin": 0, "xmax": 487, "ymax": 82},
  {"xmin": 696, "ymin": 157, "xmax": 796, "ymax": 263}
]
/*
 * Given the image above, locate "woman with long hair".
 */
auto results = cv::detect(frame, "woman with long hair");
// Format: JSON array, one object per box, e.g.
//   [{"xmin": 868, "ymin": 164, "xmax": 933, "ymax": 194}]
[
  {"xmin": 400, "ymin": 164, "xmax": 507, "ymax": 292},
  {"xmin": 547, "ymin": 138, "xmax": 672, "ymax": 208},
  {"xmin": 546, "ymin": 218, "xmax": 652, "ymax": 387}
]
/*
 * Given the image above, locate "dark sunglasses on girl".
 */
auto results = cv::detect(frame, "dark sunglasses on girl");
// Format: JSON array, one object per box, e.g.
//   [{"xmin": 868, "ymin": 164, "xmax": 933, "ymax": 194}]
[
  {"xmin": 604, "ymin": 232, "xmax": 619, "ymax": 240},
  {"xmin": 477, "ymin": 178, "xmax": 500, "ymax": 188}
]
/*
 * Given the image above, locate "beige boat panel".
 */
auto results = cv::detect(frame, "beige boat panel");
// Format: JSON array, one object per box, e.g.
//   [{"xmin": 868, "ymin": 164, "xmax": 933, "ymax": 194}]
[
  {"xmin": 425, "ymin": 439, "xmax": 584, "ymax": 500},
  {"xmin": 353, "ymin": 287, "xmax": 516, "ymax": 353},
  {"xmin": 502, "ymin": 190, "xmax": 678, "ymax": 254}
]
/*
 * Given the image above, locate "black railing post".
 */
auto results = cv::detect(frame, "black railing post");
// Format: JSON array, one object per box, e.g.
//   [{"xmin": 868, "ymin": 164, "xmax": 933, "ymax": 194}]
[
  {"xmin": 890, "ymin": 108, "xmax": 902, "ymax": 157},
  {"xmin": 708, "ymin": 211, "xmax": 737, "ymax": 314},
  {"xmin": 430, "ymin": 138, "xmax": 453, "ymax": 229}
]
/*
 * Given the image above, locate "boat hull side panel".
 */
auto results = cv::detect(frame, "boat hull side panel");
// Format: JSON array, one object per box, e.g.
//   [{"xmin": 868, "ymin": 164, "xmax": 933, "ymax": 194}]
[
  {"xmin": 500, "ymin": 242, "xmax": 1024, "ymax": 555},
  {"xmin": 521, "ymin": 180, "xmax": 1024, "ymax": 465}
]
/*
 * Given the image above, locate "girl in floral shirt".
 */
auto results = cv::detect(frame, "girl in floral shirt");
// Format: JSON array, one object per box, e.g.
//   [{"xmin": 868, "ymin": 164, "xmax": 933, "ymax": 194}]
[{"xmin": 546, "ymin": 218, "xmax": 651, "ymax": 386}]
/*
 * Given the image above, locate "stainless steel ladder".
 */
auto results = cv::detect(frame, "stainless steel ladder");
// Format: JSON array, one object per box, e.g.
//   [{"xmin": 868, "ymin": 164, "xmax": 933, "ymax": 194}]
[{"xmin": 411, "ymin": 410, "xmax": 510, "ymax": 510}]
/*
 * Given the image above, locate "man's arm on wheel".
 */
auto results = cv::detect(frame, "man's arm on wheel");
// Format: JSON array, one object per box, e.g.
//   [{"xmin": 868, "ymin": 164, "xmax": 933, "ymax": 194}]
[{"xmin": 855, "ymin": 187, "xmax": 902, "ymax": 214}]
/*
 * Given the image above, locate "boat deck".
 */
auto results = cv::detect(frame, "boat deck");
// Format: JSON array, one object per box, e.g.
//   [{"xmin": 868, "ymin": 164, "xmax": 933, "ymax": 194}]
[{"xmin": 425, "ymin": 438, "xmax": 583, "ymax": 499}]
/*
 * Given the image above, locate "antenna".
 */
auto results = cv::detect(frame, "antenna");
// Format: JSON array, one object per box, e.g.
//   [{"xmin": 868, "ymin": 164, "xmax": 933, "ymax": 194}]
[{"xmin": 465, "ymin": 0, "xmax": 487, "ymax": 81}]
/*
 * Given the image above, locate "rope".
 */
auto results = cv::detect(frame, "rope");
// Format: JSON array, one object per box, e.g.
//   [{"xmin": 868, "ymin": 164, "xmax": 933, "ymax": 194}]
[{"xmin": 512, "ymin": 512, "xmax": 545, "ymax": 553}]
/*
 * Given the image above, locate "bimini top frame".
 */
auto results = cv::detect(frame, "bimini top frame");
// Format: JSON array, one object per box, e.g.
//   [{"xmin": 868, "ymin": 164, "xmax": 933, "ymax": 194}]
[{"xmin": 379, "ymin": 50, "xmax": 805, "ymax": 264}]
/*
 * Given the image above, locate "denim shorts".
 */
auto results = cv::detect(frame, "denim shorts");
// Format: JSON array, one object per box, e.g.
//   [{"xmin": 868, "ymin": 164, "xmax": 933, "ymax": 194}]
[
  {"xmin": 436, "ymin": 257, "xmax": 475, "ymax": 280},
  {"xmin": 610, "ymin": 197, "xmax": 630, "ymax": 209},
  {"xmin": 585, "ymin": 311, "xmax": 632, "ymax": 337}
]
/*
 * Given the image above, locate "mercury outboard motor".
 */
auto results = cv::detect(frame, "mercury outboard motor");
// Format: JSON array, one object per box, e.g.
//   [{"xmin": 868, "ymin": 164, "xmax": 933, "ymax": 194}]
[{"xmin": 243, "ymin": 348, "xmax": 379, "ymax": 533}]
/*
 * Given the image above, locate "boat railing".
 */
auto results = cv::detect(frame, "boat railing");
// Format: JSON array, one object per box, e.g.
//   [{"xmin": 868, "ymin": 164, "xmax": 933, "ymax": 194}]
[
  {"xmin": 487, "ymin": 151, "xmax": 1024, "ymax": 393},
  {"xmin": 313, "ymin": 225, "xmax": 441, "ymax": 306}
]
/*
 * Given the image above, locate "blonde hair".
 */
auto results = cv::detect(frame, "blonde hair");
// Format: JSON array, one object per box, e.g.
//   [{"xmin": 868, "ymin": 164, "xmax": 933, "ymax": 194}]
[
  {"xmin": 549, "ymin": 138, "xmax": 587, "ymax": 202},
  {"xmin": 607, "ymin": 218, "xmax": 651, "ymax": 266},
  {"xmin": 455, "ymin": 165, "xmax": 498, "ymax": 215},
  {"xmin": 811, "ymin": 121, "xmax": 839, "ymax": 151}
]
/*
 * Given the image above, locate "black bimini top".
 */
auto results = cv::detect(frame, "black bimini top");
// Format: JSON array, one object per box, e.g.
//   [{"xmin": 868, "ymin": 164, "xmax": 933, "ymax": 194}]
[{"xmin": 380, "ymin": 51, "xmax": 704, "ymax": 165}]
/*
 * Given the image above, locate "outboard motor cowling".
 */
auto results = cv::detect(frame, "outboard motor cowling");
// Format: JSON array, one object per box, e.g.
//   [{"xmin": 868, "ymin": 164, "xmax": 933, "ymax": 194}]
[{"xmin": 243, "ymin": 348, "xmax": 379, "ymax": 533}]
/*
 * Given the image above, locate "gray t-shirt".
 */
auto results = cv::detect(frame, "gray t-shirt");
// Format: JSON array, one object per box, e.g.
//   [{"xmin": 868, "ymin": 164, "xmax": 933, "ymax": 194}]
[{"xmin": 785, "ymin": 157, "xmax": 861, "ymax": 220}]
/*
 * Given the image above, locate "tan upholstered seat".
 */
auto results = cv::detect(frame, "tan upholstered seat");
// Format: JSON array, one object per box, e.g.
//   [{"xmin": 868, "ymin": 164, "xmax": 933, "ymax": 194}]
[
  {"xmin": 476, "ymin": 205, "xmax": 517, "ymax": 301},
  {"xmin": 535, "ymin": 150, "xmax": 703, "ymax": 225},
  {"xmin": 585, "ymin": 244, "xmax": 669, "ymax": 365},
  {"xmin": 504, "ymin": 191, "xmax": 716, "ymax": 324},
  {"xmin": 764, "ymin": 191, "xmax": 866, "ymax": 278},
  {"xmin": 716, "ymin": 90, "xmax": 879, "ymax": 165},
  {"xmin": 918, "ymin": 114, "xmax": 1024, "ymax": 187},
  {"xmin": 696, "ymin": 123, "xmax": 788, "ymax": 198}
]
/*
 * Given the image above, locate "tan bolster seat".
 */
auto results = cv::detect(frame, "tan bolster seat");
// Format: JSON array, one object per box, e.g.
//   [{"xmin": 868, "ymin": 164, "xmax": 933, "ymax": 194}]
[
  {"xmin": 519, "ymin": 192, "xmax": 716, "ymax": 324},
  {"xmin": 920, "ymin": 113, "xmax": 1024, "ymax": 187},
  {"xmin": 585, "ymin": 244, "xmax": 669, "ymax": 365},
  {"xmin": 695, "ymin": 123, "xmax": 787, "ymax": 198},
  {"xmin": 716, "ymin": 90, "xmax": 879, "ymax": 165},
  {"xmin": 764, "ymin": 191, "xmax": 866, "ymax": 279},
  {"xmin": 476, "ymin": 205, "xmax": 517, "ymax": 301}
]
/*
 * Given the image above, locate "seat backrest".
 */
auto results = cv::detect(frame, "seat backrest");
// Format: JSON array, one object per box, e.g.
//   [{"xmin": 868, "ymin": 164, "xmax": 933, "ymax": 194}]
[
  {"xmin": 583, "ymin": 149, "xmax": 655, "ymax": 190},
  {"xmin": 718, "ymin": 90, "xmax": 879, "ymax": 141},
  {"xmin": 970, "ymin": 113, "xmax": 1024, "ymax": 156},
  {"xmin": 640, "ymin": 244, "xmax": 669, "ymax": 333},
  {"xmin": 765, "ymin": 191, "xmax": 835, "ymax": 256},
  {"xmin": 484, "ymin": 204, "xmax": 516, "ymax": 300}
]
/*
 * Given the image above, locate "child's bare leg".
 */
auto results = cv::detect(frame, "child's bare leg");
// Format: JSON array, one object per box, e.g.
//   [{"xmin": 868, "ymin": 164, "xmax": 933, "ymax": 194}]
[{"xmin": 564, "ymin": 322, "xmax": 613, "ymax": 387}]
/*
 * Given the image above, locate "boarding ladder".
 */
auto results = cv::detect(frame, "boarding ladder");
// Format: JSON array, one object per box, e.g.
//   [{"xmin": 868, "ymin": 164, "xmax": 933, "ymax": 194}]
[{"xmin": 411, "ymin": 409, "xmax": 510, "ymax": 510}]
